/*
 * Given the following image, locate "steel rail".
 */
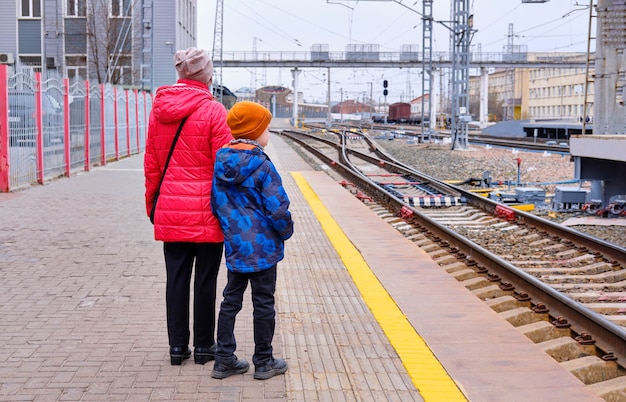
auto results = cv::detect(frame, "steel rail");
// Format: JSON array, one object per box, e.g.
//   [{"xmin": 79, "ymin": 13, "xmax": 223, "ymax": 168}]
[
  {"xmin": 325, "ymin": 123, "xmax": 572, "ymax": 153},
  {"xmin": 278, "ymin": 128, "xmax": 626, "ymax": 366},
  {"xmin": 357, "ymin": 131, "xmax": 626, "ymax": 265}
]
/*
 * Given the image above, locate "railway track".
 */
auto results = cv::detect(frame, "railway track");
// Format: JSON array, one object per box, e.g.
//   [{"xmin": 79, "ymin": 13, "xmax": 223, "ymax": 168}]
[
  {"xmin": 278, "ymin": 127, "xmax": 626, "ymax": 401},
  {"xmin": 316, "ymin": 122, "xmax": 571, "ymax": 153}
]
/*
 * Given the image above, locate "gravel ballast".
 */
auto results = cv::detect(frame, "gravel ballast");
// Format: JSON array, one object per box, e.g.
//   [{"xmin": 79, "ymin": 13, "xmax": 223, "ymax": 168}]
[{"xmin": 377, "ymin": 139, "xmax": 626, "ymax": 249}]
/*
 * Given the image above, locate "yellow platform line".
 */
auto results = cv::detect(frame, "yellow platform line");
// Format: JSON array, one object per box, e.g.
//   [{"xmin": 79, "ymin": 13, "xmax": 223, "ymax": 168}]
[{"xmin": 292, "ymin": 172, "xmax": 467, "ymax": 402}]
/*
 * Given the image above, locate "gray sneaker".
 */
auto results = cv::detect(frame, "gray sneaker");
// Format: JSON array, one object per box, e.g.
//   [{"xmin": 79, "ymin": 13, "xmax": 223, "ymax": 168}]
[
  {"xmin": 211, "ymin": 358, "xmax": 249, "ymax": 379},
  {"xmin": 254, "ymin": 358, "xmax": 288, "ymax": 380}
]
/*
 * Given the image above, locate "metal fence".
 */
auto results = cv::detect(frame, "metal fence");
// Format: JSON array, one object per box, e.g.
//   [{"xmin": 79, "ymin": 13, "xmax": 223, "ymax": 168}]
[{"xmin": 0, "ymin": 65, "xmax": 151, "ymax": 192}]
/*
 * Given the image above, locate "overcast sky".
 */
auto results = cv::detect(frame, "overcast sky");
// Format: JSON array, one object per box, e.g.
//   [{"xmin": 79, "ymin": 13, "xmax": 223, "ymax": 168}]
[{"xmin": 196, "ymin": 0, "xmax": 593, "ymax": 103}]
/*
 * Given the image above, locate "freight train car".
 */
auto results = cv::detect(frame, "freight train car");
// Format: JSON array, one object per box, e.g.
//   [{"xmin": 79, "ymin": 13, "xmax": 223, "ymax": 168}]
[
  {"xmin": 388, "ymin": 102, "xmax": 411, "ymax": 124},
  {"xmin": 385, "ymin": 102, "xmax": 428, "ymax": 125}
]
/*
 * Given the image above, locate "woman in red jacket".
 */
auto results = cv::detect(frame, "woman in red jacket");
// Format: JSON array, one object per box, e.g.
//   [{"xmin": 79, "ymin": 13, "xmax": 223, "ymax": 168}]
[{"xmin": 144, "ymin": 47, "xmax": 233, "ymax": 365}]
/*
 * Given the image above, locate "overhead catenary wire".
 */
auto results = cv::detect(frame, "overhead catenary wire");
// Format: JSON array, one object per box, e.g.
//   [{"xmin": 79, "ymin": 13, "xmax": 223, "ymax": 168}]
[
  {"xmin": 475, "ymin": 2, "xmax": 589, "ymax": 51},
  {"xmin": 208, "ymin": 1, "xmax": 593, "ymax": 103}
]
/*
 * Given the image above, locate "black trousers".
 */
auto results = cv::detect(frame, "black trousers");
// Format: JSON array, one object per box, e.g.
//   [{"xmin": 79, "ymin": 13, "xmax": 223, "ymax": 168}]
[
  {"xmin": 215, "ymin": 265, "xmax": 277, "ymax": 367},
  {"xmin": 163, "ymin": 242, "xmax": 223, "ymax": 348}
]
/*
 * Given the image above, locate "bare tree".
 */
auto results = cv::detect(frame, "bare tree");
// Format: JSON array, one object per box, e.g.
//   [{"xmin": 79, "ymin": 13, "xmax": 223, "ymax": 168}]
[{"xmin": 86, "ymin": 0, "xmax": 140, "ymax": 85}]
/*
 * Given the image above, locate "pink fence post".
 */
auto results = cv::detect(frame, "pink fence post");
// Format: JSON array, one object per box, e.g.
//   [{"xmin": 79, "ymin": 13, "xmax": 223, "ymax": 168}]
[
  {"xmin": 113, "ymin": 87, "xmax": 119, "ymax": 160},
  {"xmin": 35, "ymin": 72, "xmax": 44, "ymax": 185},
  {"xmin": 143, "ymin": 91, "xmax": 148, "ymax": 152},
  {"xmin": 134, "ymin": 89, "xmax": 140, "ymax": 153},
  {"xmin": 0, "ymin": 65, "xmax": 9, "ymax": 192},
  {"xmin": 84, "ymin": 81, "xmax": 90, "ymax": 172},
  {"xmin": 100, "ymin": 84, "xmax": 106, "ymax": 166},
  {"xmin": 63, "ymin": 78, "xmax": 70, "ymax": 177},
  {"xmin": 125, "ymin": 90, "xmax": 131, "ymax": 156}
]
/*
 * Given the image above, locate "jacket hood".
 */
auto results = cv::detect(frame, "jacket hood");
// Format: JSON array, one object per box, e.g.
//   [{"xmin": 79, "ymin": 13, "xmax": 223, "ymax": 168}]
[
  {"xmin": 152, "ymin": 79, "xmax": 213, "ymax": 124},
  {"xmin": 214, "ymin": 146, "xmax": 266, "ymax": 186}
]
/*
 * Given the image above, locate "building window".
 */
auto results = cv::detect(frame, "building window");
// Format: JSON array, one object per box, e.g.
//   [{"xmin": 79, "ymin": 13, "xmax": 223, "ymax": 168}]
[
  {"xmin": 66, "ymin": 56, "xmax": 87, "ymax": 82},
  {"xmin": 67, "ymin": 0, "xmax": 86, "ymax": 17},
  {"xmin": 109, "ymin": 55, "xmax": 132, "ymax": 85},
  {"xmin": 111, "ymin": 0, "xmax": 131, "ymax": 17},
  {"xmin": 19, "ymin": 56, "xmax": 42, "ymax": 72},
  {"xmin": 21, "ymin": 0, "xmax": 41, "ymax": 18}
]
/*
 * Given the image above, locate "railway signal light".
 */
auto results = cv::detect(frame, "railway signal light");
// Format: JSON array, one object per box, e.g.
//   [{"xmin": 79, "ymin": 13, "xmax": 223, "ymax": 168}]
[{"xmin": 383, "ymin": 80, "xmax": 388, "ymax": 97}]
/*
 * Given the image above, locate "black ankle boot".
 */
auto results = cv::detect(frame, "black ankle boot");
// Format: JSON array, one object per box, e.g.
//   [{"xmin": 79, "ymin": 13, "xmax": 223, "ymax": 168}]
[
  {"xmin": 211, "ymin": 358, "xmax": 250, "ymax": 379},
  {"xmin": 194, "ymin": 344, "xmax": 216, "ymax": 365},
  {"xmin": 170, "ymin": 346, "xmax": 191, "ymax": 365}
]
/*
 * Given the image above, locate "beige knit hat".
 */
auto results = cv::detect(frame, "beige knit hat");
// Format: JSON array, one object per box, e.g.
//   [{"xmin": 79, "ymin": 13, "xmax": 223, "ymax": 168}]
[{"xmin": 174, "ymin": 47, "xmax": 213, "ymax": 84}]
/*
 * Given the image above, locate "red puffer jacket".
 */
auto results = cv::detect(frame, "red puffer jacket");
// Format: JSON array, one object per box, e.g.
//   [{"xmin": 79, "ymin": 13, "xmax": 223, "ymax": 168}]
[{"xmin": 144, "ymin": 79, "xmax": 233, "ymax": 242}]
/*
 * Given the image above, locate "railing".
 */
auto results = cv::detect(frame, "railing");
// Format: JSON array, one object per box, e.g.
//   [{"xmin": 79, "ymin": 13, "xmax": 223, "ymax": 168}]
[
  {"xmin": 0, "ymin": 65, "xmax": 151, "ymax": 192},
  {"xmin": 215, "ymin": 50, "xmax": 590, "ymax": 67}
]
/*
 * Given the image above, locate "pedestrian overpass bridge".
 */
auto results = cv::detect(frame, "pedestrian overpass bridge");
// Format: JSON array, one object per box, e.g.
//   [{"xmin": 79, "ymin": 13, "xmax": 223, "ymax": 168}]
[{"xmin": 214, "ymin": 50, "xmax": 590, "ymax": 69}]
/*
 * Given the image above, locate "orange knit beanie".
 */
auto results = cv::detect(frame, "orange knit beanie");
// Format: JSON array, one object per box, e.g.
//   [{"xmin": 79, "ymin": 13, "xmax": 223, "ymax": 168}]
[{"xmin": 226, "ymin": 101, "xmax": 272, "ymax": 140}]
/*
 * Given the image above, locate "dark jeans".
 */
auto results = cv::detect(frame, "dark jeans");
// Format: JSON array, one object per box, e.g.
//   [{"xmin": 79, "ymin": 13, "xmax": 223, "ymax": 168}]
[
  {"xmin": 164, "ymin": 242, "xmax": 223, "ymax": 348},
  {"xmin": 215, "ymin": 265, "xmax": 277, "ymax": 366}
]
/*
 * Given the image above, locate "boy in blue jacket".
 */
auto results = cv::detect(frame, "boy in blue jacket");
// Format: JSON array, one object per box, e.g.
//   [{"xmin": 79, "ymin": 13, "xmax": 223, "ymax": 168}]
[{"xmin": 210, "ymin": 101, "xmax": 294, "ymax": 380}]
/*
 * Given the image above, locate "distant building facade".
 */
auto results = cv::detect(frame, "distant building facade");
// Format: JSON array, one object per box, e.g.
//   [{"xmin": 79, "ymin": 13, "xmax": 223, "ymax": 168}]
[
  {"xmin": 527, "ymin": 66, "xmax": 592, "ymax": 122},
  {"xmin": 0, "ymin": 0, "xmax": 197, "ymax": 92},
  {"xmin": 331, "ymin": 99, "xmax": 374, "ymax": 115},
  {"xmin": 409, "ymin": 94, "xmax": 430, "ymax": 118},
  {"xmin": 469, "ymin": 52, "xmax": 593, "ymax": 122}
]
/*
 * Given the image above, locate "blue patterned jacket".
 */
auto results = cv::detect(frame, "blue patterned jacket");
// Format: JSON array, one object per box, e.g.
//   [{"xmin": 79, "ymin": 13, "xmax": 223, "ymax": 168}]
[{"xmin": 211, "ymin": 141, "xmax": 294, "ymax": 273}]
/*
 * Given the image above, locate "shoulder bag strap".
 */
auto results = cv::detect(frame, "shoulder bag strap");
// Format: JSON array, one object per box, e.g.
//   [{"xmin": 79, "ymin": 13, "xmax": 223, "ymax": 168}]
[{"xmin": 150, "ymin": 116, "xmax": 188, "ymax": 224}]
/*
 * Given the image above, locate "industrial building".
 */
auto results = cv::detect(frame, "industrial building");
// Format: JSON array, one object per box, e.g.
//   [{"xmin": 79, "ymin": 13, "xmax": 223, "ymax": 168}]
[{"xmin": 0, "ymin": 0, "xmax": 197, "ymax": 92}]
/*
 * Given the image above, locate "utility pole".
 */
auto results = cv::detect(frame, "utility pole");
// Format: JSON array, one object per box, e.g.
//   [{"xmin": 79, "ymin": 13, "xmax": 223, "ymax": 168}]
[
  {"xmin": 369, "ymin": 81, "xmax": 373, "ymax": 124},
  {"xmin": 252, "ymin": 37, "xmax": 259, "ymax": 90},
  {"xmin": 340, "ymin": 88, "xmax": 344, "ymax": 122},
  {"xmin": 450, "ymin": 0, "xmax": 473, "ymax": 150},
  {"xmin": 582, "ymin": 0, "xmax": 595, "ymax": 135},
  {"xmin": 212, "ymin": 0, "xmax": 224, "ymax": 104},
  {"xmin": 504, "ymin": 23, "xmax": 515, "ymax": 121},
  {"xmin": 421, "ymin": 0, "xmax": 433, "ymax": 142},
  {"xmin": 359, "ymin": 0, "xmax": 472, "ymax": 148},
  {"xmin": 326, "ymin": 68, "xmax": 332, "ymax": 128},
  {"xmin": 291, "ymin": 67, "xmax": 301, "ymax": 127}
]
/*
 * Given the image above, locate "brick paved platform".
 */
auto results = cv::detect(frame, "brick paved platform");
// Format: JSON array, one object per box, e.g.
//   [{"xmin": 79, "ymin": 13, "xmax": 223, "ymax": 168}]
[
  {"xmin": 0, "ymin": 134, "xmax": 420, "ymax": 401},
  {"xmin": 0, "ymin": 126, "xmax": 602, "ymax": 401}
]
